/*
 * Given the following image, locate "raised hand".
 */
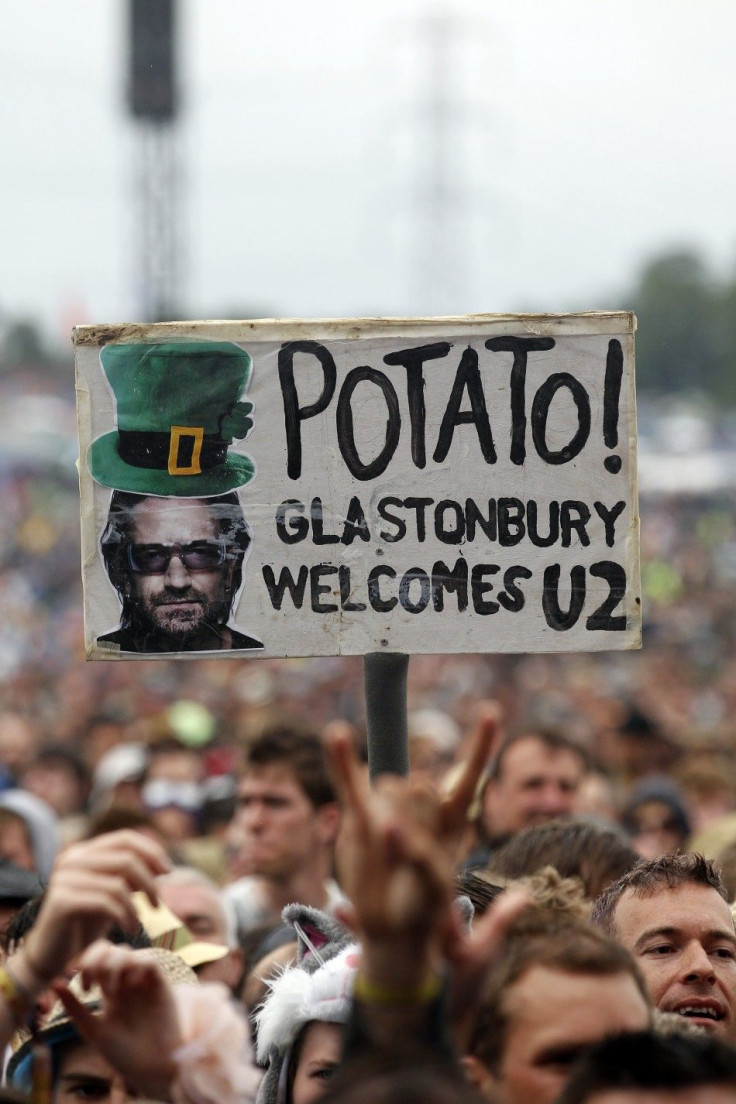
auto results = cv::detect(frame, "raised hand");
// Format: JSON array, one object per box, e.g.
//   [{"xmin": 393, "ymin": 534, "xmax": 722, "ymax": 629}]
[
  {"xmin": 21, "ymin": 829, "xmax": 170, "ymax": 987},
  {"xmin": 327, "ymin": 704, "xmax": 527, "ymax": 1051},
  {"xmin": 54, "ymin": 940, "xmax": 181, "ymax": 1101},
  {"xmin": 57, "ymin": 940, "xmax": 260, "ymax": 1104},
  {"xmin": 327, "ymin": 704, "xmax": 503, "ymax": 981}
]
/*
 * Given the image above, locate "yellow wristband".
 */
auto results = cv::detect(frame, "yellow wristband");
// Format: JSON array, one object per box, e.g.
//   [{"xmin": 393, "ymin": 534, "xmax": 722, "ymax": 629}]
[{"xmin": 353, "ymin": 972, "xmax": 442, "ymax": 1007}]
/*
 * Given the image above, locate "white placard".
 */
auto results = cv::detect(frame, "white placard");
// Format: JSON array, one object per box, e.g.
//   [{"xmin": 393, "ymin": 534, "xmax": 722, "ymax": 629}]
[{"xmin": 74, "ymin": 313, "xmax": 640, "ymax": 659}]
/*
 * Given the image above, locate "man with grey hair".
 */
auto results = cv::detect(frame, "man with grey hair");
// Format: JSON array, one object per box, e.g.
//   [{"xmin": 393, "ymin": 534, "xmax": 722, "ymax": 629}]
[{"xmin": 157, "ymin": 866, "xmax": 243, "ymax": 990}]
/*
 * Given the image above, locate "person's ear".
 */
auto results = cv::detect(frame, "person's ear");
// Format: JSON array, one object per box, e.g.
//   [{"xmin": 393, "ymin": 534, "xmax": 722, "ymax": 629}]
[
  {"xmin": 460, "ymin": 1054, "xmax": 497, "ymax": 1096},
  {"xmin": 316, "ymin": 801, "xmax": 341, "ymax": 846},
  {"xmin": 223, "ymin": 946, "xmax": 245, "ymax": 989},
  {"xmin": 481, "ymin": 777, "xmax": 499, "ymax": 822}
]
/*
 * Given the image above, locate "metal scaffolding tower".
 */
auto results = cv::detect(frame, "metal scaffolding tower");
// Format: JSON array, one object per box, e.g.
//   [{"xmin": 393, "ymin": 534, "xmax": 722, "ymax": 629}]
[
  {"xmin": 135, "ymin": 123, "xmax": 181, "ymax": 322},
  {"xmin": 419, "ymin": 10, "xmax": 459, "ymax": 313},
  {"xmin": 410, "ymin": 7, "xmax": 490, "ymax": 315},
  {"xmin": 127, "ymin": 0, "xmax": 182, "ymax": 322}
]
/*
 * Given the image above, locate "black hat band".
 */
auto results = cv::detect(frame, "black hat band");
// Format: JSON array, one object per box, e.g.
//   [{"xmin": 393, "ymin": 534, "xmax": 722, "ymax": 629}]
[{"xmin": 117, "ymin": 429, "xmax": 228, "ymax": 476}]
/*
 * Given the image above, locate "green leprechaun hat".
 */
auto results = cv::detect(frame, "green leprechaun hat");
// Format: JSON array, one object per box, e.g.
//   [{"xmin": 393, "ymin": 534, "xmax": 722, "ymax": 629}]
[{"xmin": 87, "ymin": 340, "xmax": 256, "ymax": 496}]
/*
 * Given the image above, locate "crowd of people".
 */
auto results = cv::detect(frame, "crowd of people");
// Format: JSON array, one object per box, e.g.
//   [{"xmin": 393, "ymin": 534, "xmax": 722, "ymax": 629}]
[{"xmin": 0, "ymin": 702, "xmax": 734, "ymax": 1104}]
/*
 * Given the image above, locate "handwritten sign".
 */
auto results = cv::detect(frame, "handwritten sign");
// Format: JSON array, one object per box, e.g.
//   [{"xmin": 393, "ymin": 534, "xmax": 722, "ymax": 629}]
[{"xmin": 74, "ymin": 313, "xmax": 640, "ymax": 659}]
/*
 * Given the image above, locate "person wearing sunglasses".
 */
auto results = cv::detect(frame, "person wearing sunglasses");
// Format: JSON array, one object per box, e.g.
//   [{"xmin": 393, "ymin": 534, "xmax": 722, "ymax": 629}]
[{"xmin": 96, "ymin": 491, "xmax": 264, "ymax": 653}]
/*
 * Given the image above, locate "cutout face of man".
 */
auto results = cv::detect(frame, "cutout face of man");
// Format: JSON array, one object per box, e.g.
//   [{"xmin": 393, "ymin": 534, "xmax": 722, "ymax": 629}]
[
  {"xmin": 126, "ymin": 497, "xmax": 234, "ymax": 646},
  {"xmin": 98, "ymin": 492, "xmax": 263, "ymax": 653},
  {"xmin": 613, "ymin": 883, "xmax": 736, "ymax": 1040}
]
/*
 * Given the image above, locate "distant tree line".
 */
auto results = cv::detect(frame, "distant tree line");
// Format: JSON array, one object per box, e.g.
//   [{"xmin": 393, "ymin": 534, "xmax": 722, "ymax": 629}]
[
  {"xmin": 0, "ymin": 319, "xmax": 72, "ymax": 387},
  {"xmin": 624, "ymin": 248, "xmax": 736, "ymax": 406},
  {"xmin": 2, "ymin": 253, "xmax": 736, "ymax": 403}
]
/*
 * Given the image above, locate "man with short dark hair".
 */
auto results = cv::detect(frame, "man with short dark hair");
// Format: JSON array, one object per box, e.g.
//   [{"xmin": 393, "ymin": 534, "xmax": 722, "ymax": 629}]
[
  {"xmin": 19, "ymin": 745, "xmax": 91, "ymax": 819},
  {"xmin": 468, "ymin": 730, "xmax": 587, "ymax": 868},
  {"xmin": 591, "ymin": 852, "xmax": 736, "ymax": 1041},
  {"xmin": 462, "ymin": 918, "xmax": 652, "ymax": 1104},
  {"xmin": 97, "ymin": 491, "xmax": 263, "ymax": 653},
  {"xmin": 224, "ymin": 726, "xmax": 344, "ymax": 933},
  {"xmin": 555, "ymin": 1029, "xmax": 736, "ymax": 1104}
]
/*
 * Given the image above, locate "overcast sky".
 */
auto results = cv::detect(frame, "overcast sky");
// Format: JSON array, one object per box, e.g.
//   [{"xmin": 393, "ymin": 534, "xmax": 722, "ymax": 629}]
[{"xmin": 3, "ymin": 1, "xmax": 736, "ymax": 346}]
